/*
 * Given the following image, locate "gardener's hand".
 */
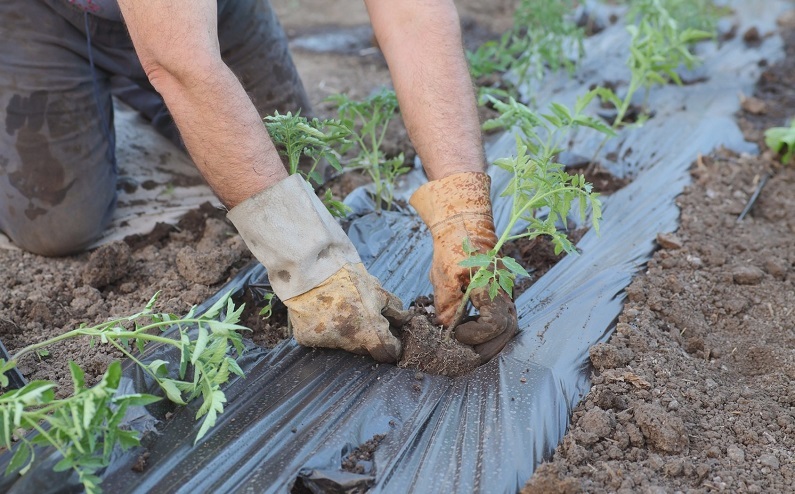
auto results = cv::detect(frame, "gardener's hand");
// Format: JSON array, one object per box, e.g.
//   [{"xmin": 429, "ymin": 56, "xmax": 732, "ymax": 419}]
[
  {"xmin": 228, "ymin": 175, "xmax": 408, "ymax": 363},
  {"xmin": 410, "ymin": 172, "xmax": 518, "ymax": 362},
  {"xmin": 284, "ymin": 263, "xmax": 408, "ymax": 362}
]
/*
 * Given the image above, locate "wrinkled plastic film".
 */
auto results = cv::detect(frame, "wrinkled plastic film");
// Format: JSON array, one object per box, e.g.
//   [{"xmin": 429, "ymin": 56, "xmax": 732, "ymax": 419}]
[{"xmin": 0, "ymin": 2, "xmax": 785, "ymax": 492}]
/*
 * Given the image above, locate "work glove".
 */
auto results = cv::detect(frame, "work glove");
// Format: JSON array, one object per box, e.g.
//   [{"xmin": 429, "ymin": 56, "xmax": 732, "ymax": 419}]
[
  {"xmin": 228, "ymin": 174, "xmax": 408, "ymax": 363},
  {"xmin": 409, "ymin": 172, "xmax": 518, "ymax": 362}
]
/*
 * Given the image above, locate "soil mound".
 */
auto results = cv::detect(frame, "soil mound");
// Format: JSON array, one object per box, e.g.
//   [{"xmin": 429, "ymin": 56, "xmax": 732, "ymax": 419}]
[{"xmin": 398, "ymin": 313, "xmax": 481, "ymax": 378}]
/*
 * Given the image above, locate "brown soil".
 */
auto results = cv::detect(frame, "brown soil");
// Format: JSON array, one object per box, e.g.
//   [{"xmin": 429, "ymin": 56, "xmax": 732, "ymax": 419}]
[
  {"xmin": 397, "ymin": 312, "xmax": 481, "ymax": 378},
  {"xmin": 505, "ymin": 228, "xmax": 587, "ymax": 298},
  {"xmin": 341, "ymin": 433, "xmax": 386, "ymax": 475},
  {"xmin": 522, "ymin": 25, "xmax": 795, "ymax": 494}
]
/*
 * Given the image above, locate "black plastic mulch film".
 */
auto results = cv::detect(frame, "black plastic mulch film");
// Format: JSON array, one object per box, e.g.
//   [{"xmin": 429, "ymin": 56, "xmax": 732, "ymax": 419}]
[{"xmin": 0, "ymin": 2, "xmax": 784, "ymax": 493}]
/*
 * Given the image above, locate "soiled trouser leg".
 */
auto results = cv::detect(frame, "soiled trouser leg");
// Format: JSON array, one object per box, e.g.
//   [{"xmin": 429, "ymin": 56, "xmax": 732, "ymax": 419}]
[
  {"xmin": 0, "ymin": 1, "xmax": 117, "ymax": 256},
  {"xmin": 217, "ymin": 0, "xmax": 312, "ymax": 117},
  {"xmin": 0, "ymin": 0, "xmax": 310, "ymax": 256}
]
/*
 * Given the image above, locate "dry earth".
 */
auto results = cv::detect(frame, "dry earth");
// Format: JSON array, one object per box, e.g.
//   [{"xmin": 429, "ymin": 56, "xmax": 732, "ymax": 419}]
[{"xmin": 523, "ymin": 22, "xmax": 795, "ymax": 494}]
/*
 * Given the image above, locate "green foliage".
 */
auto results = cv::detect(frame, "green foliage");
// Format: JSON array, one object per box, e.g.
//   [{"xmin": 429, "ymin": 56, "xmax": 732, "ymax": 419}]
[
  {"xmin": 765, "ymin": 119, "xmax": 795, "ymax": 165},
  {"xmin": 468, "ymin": 0, "xmax": 584, "ymax": 101},
  {"xmin": 257, "ymin": 292, "xmax": 276, "ymax": 319},
  {"xmin": 454, "ymin": 91, "xmax": 610, "ymax": 321},
  {"xmin": 264, "ymin": 111, "xmax": 352, "ymax": 218},
  {"xmin": 0, "ymin": 362, "xmax": 159, "ymax": 494},
  {"xmin": 598, "ymin": 0, "xmax": 720, "ymax": 129},
  {"xmin": 461, "ymin": 238, "xmax": 530, "ymax": 301},
  {"xmin": 0, "ymin": 291, "xmax": 248, "ymax": 493},
  {"xmin": 327, "ymin": 89, "xmax": 410, "ymax": 212}
]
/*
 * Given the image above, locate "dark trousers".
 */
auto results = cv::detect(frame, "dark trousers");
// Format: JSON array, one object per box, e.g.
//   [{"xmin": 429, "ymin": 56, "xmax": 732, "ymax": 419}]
[{"xmin": 0, "ymin": 0, "xmax": 310, "ymax": 255}]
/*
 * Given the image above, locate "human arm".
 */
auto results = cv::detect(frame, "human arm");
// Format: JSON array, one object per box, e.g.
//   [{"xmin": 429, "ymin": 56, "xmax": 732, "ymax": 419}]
[
  {"xmin": 365, "ymin": 0, "xmax": 518, "ymax": 361},
  {"xmin": 118, "ymin": 0, "xmax": 407, "ymax": 361},
  {"xmin": 363, "ymin": 0, "xmax": 484, "ymax": 181},
  {"xmin": 118, "ymin": 0, "xmax": 286, "ymax": 208}
]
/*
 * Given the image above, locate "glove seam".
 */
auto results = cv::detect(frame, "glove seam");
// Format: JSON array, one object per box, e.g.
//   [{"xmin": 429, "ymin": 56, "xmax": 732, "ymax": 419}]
[{"xmin": 428, "ymin": 212, "xmax": 494, "ymax": 235}]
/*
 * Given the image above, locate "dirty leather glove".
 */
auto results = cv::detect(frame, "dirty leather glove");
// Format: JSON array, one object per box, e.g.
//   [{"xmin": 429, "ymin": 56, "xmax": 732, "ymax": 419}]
[
  {"xmin": 228, "ymin": 174, "xmax": 408, "ymax": 363},
  {"xmin": 409, "ymin": 172, "xmax": 518, "ymax": 362}
]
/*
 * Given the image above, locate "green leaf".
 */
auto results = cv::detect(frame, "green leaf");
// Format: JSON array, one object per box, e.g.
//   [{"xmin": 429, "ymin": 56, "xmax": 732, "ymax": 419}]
[
  {"xmin": 53, "ymin": 457, "xmax": 74, "ymax": 473},
  {"xmin": 158, "ymin": 379, "xmax": 186, "ymax": 405},
  {"xmin": 497, "ymin": 271, "xmax": 515, "ymax": 297},
  {"xmin": 69, "ymin": 362, "xmax": 86, "ymax": 391},
  {"xmin": 120, "ymin": 393, "xmax": 162, "ymax": 407},
  {"xmin": 469, "ymin": 271, "xmax": 492, "ymax": 290},
  {"xmin": 115, "ymin": 429, "xmax": 142, "ymax": 450},
  {"xmin": 227, "ymin": 358, "xmax": 245, "ymax": 378},
  {"xmin": 5, "ymin": 442, "xmax": 32, "ymax": 476},
  {"xmin": 192, "ymin": 327, "xmax": 210, "ymax": 366},
  {"xmin": 195, "ymin": 390, "xmax": 226, "ymax": 442},
  {"xmin": 500, "ymin": 256, "xmax": 530, "ymax": 278},
  {"xmin": 458, "ymin": 254, "xmax": 492, "ymax": 268},
  {"xmin": 488, "ymin": 280, "xmax": 500, "ymax": 300}
]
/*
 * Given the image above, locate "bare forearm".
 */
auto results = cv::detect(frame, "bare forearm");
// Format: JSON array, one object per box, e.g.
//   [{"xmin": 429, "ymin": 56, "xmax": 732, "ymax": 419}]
[
  {"xmin": 365, "ymin": 0, "xmax": 485, "ymax": 181},
  {"xmin": 119, "ymin": 0, "xmax": 287, "ymax": 208}
]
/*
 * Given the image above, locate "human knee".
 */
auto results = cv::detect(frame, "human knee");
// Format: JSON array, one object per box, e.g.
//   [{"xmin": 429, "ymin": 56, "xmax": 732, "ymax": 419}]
[{"xmin": 2, "ymin": 209, "xmax": 109, "ymax": 257}]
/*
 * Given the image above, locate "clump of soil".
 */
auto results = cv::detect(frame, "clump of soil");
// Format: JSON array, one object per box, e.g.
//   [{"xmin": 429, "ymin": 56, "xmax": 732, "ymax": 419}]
[
  {"xmin": 341, "ymin": 433, "xmax": 386, "ymax": 474},
  {"xmin": 397, "ymin": 312, "xmax": 481, "ymax": 378}
]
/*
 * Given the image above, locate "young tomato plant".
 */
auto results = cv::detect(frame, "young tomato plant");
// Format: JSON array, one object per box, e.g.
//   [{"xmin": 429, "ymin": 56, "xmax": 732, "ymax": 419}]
[
  {"xmin": 326, "ymin": 89, "xmax": 410, "ymax": 212},
  {"xmin": 264, "ymin": 111, "xmax": 352, "ymax": 218},
  {"xmin": 596, "ymin": 0, "xmax": 720, "ymax": 130},
  {"xmin": 0, "ymin": 292, "xmax": 248, "ymax": 494},
  {"xmin": 764, "ymin": 119, "xmax": 795, "ymax": 165},
  {"xmin": 453, "ymin": 91, "xmax": 614, "ymax": 325},
  {"xmin": 468, "ymin": 0, "xmax": 584, "ymax": 103}
]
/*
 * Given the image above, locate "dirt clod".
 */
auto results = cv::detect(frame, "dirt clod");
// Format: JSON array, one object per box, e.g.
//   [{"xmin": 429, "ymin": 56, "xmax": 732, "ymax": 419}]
[
  {"xmin": 589, "ymin": 343, "xmax": 634, "ymax": 370},
  {"xmin": 633, "ymin": 404, "xmax": 689, "ymax": 454},
  {"xmin": 731, "ymin": 265, "xmax": 765, "ymax": 285},
  {"xmin": 655, "ymin": 232, "xmax": 682, "ymax": 250},
  {"xmin": 398, "ymin": 314, "xmax": 481, "ymax": 378},
  {"xmin": 341, "ymin": 434, "xmax": 386, "ymax": 475},
  {"xmin": 82, "ymin": 241, "xmax": 132, "ymax": 288}
]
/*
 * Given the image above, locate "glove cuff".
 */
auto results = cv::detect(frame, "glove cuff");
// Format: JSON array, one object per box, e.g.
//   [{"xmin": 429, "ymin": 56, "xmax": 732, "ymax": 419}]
[
  {"xmin": 227, "ymin": 174, "xmax": 361, "ymax": 299},
  {"xmin": 409, "ymin": 172, "xmax": 493, "ymax": 230}
]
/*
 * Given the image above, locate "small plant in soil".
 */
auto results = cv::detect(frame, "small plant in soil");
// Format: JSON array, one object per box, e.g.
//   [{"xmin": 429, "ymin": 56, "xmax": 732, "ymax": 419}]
[
  {"xmin": 0, "ymin": 292, "xmax": 248, "ymax": 494},
  {"xmin": 326, "ymin": 88, "xmax": 410, "ymax": 212},
  {"xmin": 263, "ymin": 110, "xmax": 352, "ymax": 217},
  {"xmin": 596, "ymin": 0, "xmax": 721, "ymax": 130},
  {"xmin": 257, "ymin": 292, "xmax": 276, "ymax": 319},
  {"xmin": 468, "ymin": 0, "xmax": 584, "ymax": 103},
  {"xmin": 453, "ymin": 91, "xmax": 614, "ymax": 325},
  {"xmin": 764, "ymin": 119, "xmax": 795, "ymax": 165}
]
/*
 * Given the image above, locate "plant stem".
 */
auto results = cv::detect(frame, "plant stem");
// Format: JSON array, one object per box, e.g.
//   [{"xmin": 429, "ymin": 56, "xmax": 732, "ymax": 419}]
[{"xmin": 10, "ymin": 319, "xmax": 208, "ymax": 362}]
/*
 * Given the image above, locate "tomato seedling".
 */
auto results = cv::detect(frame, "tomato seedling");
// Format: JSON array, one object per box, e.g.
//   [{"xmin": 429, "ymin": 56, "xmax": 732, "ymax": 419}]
[
  {"xmin": 596, "ymin": 0, "xmax": 720, "ymax": 130},
  {"xmin": 0, "ymin": 292, "xmax": 248, "ymax": 494},
  {"xmin": 764, "ymin": 119, "xmax": 795, "ymax": 165},
  {"xmin": 264, "ymin": 111, "xmax": 352, "ymax": 217},
  {"xmin": 453, "ymin": 91, "xmax": 614, "ymax": 326},
  {"xmin": 327, "ymin": 89, "xmax": 410, "ymax": 212},
  {"xmin": 468, "ymin": 0, "xmax": 584, "ymax": 103}
]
